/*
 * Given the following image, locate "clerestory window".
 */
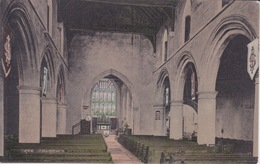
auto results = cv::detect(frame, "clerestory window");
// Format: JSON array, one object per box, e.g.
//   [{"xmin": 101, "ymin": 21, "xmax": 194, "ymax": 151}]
[{"xmin": 184, "ymin": 16, "xmax": 191, "ymax": 42}]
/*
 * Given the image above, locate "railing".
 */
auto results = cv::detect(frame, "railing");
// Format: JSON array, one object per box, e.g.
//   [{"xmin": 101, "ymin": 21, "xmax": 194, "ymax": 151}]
[{"xmin": 72, "ymin": 121, "xmax": 81, "ymax": 135}]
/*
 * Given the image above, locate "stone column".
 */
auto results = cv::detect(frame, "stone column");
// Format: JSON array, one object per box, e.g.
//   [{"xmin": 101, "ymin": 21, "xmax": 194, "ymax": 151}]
[
  {"xmin": 169, "ymin": 101, "xmax": 183, "ymax": 140},
  {"xmin": 0, "ymin": 68, "xmax": 4, "ymax": 156},
  {"xmin": 116, "ymin": 89, "xmax": 121, "ymax": 129},
  {"xmin": 121, "ymin": 84, "xmax": 127, "ymax": 127},
  {"xmin": 56, "ymin": 103, "xmax": 68, "ymax": 134},
  {"xmin": 41, "ymin": 97, "xmax": 57, "ymax": 137},
  {"xmin": 128, "ymin": 92, "xmax": 133, "ymax": 130},
  {"xmin": 125, "ymin": 90, "xmax": 129, "ymax": 126},
  {"xmin": 197, "ymin": 91, "xmax": 218, "ymax": 145},
  {"xmin": 133, "ymin": 107, "xmax": 140, "ymax": 135},
  {"xmin": 17, "ymin": 85, "xmax": 41, "ymax": 143},
  {"xmin": 0, "ymin": 21, "xmax": 4, "ymax": 156},
  {"xmin": 126, "ymin": 90, "xmax": 132, "ymax": 129},
  {"xmin": 154, "ymin": 105, "xmax": 164, "ymax": 136},
  {"xmin": 253, "ymin": 72, "xmax": 259, "ymax": 157}
]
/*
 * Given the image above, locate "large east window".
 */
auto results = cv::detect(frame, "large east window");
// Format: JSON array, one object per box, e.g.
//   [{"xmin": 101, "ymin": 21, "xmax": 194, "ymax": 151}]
[{"xmin": 91, "ymin": 79, "xmax": 116, "ymax": 117}]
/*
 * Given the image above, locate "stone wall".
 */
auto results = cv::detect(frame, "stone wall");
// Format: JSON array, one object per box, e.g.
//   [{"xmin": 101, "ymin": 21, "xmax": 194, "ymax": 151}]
[{"xmin": 67, "ymin": 31, "xmax": 155, "ymax": 134}]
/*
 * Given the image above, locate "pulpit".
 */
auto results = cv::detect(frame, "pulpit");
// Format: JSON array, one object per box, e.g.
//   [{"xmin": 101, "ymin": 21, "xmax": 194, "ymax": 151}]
[{"xmin": 80, "ymin": 119, "xmax": 90, "ymax": 135}]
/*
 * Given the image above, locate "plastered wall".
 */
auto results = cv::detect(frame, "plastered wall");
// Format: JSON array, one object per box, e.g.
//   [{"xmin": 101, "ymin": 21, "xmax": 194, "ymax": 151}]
[{"xmin": 67, "ymin": 31, "xmax": 156, "ymax": 134}]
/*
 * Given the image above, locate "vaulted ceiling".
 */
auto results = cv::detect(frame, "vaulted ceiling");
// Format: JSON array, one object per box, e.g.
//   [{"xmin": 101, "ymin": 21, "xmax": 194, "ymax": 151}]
[{"xmin": 58, "ymin": 0, "xmax": 180, "ymax": 52}]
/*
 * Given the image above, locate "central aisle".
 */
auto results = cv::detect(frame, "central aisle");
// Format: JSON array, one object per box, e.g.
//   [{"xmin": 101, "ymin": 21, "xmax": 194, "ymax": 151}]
[{"xmin": 104, "ymin": 135, "xmax": 142, "ymax": 164}]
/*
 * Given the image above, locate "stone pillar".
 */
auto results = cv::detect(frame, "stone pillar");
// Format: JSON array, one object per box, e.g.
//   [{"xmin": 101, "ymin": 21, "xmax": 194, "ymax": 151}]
[
  {"xmin": 128, "ymin": 92, "xmax": 133, "ymax": 130},
  {"xmin": 56, "ymin": 103, "xmax": 67, "ymax": 134},
  {"xmin": 133, "ymin": 107, "xmax": 140, "ymax": 135},
  {"xmin": 41, "ymin": 97, "xmax": 57, "ymax": 137},
  {"xmin": 0, "ymin": 21, "xmax": 4, "ymax": 156},
  {"xmin": 253, "ymin": 73, "xmax": 259, "ymax": 157},
  {"xmin": 116, "ymin": 89, "xmax": 121, "ymax": 129},
  {"xmin": 154, "ymin": 105, "xmax": 164, "ymax": 136},
  {"xmin": 121, "ymin": 84, "xmax": 127, "ymax": 127},
  {"xmin": 197, "ymin": 91, "xmax": 218, "ymax": 145},
  {"xmin": 169, "ymin": 101, "xmax": 183, "ymax": 140},
  {"xmin": 125, "ymin": 90, "xmax": 129, "ymax": 126},
  {"xmin": 17, "ymin": 85, "xmax": 41, "ymax": 143},
  {"xmin": 0, "ymin": 68, "xmax": 4, "ymax": 156},
  {"xmin": 126, "ymin": 90, "xmax": 132, "ymax": 129}
]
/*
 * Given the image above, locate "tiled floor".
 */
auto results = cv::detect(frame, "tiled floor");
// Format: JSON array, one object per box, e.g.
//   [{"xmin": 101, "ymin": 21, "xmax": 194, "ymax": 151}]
[{"xmin": 104, "ymin": 135, "xmax": 142, "ymax": 164}]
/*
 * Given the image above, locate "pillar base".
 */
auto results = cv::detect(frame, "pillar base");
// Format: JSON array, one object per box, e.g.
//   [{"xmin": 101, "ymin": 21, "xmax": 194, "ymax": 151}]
[
  {"xmin": 57, "ymin": 103, "xmax": 67, "ymax": 134},
  {"xmin": 18, "ymin": 85, "xmax": 41, "ymax": 143},
  {"xmin": 41, "ymin": 98, "xmax": 57, "ymax": 137},
  {"xmin": 169, "ymin": 101, "xmax": 183, "ymax": 140},
  {"xmin": 197, "ymin": 91, "xmax": 217, "ymax": 145}
]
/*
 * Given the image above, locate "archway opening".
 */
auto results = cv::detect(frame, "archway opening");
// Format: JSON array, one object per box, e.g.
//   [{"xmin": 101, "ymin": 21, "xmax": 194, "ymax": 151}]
[
  {"xmin": 90, "ymin": 75, "xmax": 133, "ymax": 135},
  {"xmin": 183, "ymin": 63, "xmax": 198, "ymax": 140},
  {"xmin": 162, "ymin": 76, "xmax": 170, "ymax": 136},
  {"xmin": 4, "ymin": 32, "xmax": 19, "ymax": 137},
  {"xmin": 56, "ymin": 67, "xmax": 66, "ymax": 135},
  {"xmin": 39, "ymin": 57, "xmax": 48, "ymax": 138},
  {"xmin": 216, "ymin": 34, "xmax": 254, "ymax": 153}
]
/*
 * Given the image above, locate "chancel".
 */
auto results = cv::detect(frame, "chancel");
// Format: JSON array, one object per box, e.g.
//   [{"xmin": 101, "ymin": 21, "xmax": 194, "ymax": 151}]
[{"xmin": 0, "ymin": 0, "xmax": 259, "ymax": 163}]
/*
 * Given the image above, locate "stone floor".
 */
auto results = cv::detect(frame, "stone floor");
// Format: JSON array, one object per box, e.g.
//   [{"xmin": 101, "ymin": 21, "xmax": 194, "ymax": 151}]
[{"xmin": 104, "ymin": 135, "xmax": 142, "ymax": 164}]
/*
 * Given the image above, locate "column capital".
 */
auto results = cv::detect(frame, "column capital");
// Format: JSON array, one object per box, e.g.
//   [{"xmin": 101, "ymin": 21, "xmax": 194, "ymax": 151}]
[
  {"xmin": 153, "ymin": 104, "xmax": 164, "ymax": 110},
  {"xmin": 17, "ymin": 85, "xmax": 41, "ymax": 95},
  {"xmin": 41, "ymin": 97, "xmax": 57, "ymax": 104},
  {"xmin": 197, "ymin": 91, "xmax": 218, "ymax": 99},
  {"xmin": 170, "ymin": 100, "xmax": 183, "ymax": 106},
  {"xmin": 58, "ymin": 103, "xmax": 68, "ymax": 108}
]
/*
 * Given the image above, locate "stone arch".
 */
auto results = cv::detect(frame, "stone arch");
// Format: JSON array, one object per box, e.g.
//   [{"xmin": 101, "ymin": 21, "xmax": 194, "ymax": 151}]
[
  {"xmin": 201, "ymin": 15, "xmax": 257, "ymax": 92},
  {"xmin": 56, "ymin": 64, "xmax": 67, "ymax": 135},
  {"xmin": 83, "ymin": 69, "xmax": 139, "ymax": 110},
  {"xmin": 40, "ymin": 44, "xmax": 56, "ymax": 97},
  {"xmin": 154, "ymin": 67, "xmax": 171, "ymax": 136},
  {"xmin": 174, "ymin": 52, "xmax": 199, "ymax": 138},
  {"xmin": 155, "ymin": 67, "xmax": 170, "ymax": 105},
  {"xmin": 56, "ymin": 64, "xmax": 66, "ymax": 104},
  {"xmin": 1, "ymin": 1, "xmax": 42, "ymax": 144},
  {"xmin": 174, "ymin": 51, "xmax": 198, "ymax": 102},
  {"xmin": 3, "ymin": 1, "xmax": 39, "ymax": 85}
]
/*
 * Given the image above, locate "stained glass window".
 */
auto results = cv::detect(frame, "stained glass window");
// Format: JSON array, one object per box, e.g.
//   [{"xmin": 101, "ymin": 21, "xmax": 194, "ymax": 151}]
[{"xmin": 92, "ymin": 79, "xmax": 116, "ymax": 116}]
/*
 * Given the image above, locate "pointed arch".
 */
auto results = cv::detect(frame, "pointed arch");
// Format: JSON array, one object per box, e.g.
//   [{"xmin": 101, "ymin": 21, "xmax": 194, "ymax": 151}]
[
  {"xmin": 56, "ymin": 65, "xmax": 66, "ymax": 104},
  {"xmin": 83, "ymin": 69, "xmax": 139, "ymax": 109},
  {"xmin": 155, "ymin": 67, "xmax": 170, "ymax": 105},
  {"xmin": 201, "ymin": 15, "xmax": 257, "ymax": 92},
  {"xmin": 40, "ymin": 44, "xmax": 56, "ymax": 97},
  {"xmin": 3, "ymin": 1, "xmax": 39, "ymax": 84},
  {"xmin": 175, "ymin": 52, "xmax": 199, "ymax": 105},
  {"xmin": 156, "ymin": 67, "xmax": 170, "ymax": 87}
]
